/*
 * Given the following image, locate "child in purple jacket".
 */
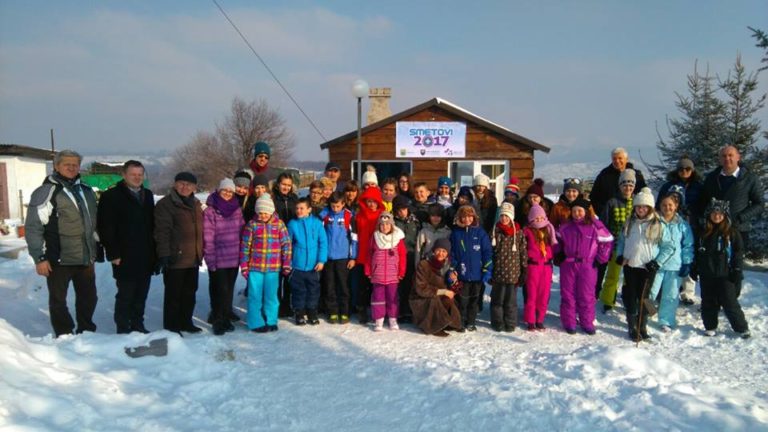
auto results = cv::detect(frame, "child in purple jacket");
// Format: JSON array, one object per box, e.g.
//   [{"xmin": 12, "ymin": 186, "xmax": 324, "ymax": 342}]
[
  {"xmin": 555, "ymin": 197, "xmax": 613, "ymax": 335},
  {"xmin": 203, "ymin": 179, "xmax": 244, "ymax": 335}
]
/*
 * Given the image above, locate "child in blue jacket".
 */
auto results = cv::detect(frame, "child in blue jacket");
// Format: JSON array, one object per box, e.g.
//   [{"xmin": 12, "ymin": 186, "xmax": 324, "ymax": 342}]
[
  {"xmin": 319, "ymin": 192, "xmax": 358, "ymax": 324},
  {"xmin": 650, "ymin": 192, "xmax": 694, "ymax": 331},
  {"xmin": 287, "ymin": 198, "xmax": 328, "ymax": 326},
  {"xmin": 450, "ymin": 205, "xmax": 493, "ymax": 332}
]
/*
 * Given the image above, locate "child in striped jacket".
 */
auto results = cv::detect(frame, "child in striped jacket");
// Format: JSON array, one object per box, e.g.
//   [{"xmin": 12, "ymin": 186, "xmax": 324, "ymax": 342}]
[{"xmin": 240, "ymin": 194, "xmax": 292, "ymax": 333}]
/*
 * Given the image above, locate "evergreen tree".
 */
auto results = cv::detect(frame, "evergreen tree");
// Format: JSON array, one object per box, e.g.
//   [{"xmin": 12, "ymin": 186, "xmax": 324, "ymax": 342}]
[
  {"xmin": 653, "ymin": 62, "xmax": 728, "ymax": 176},
  {"xmin": 719, "ymin": 53, "xmax": 767, "ymax": 188}
]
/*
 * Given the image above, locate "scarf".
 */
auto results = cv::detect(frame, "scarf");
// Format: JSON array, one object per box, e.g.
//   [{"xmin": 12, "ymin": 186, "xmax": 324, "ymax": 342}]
[
  {"xmin": 207, "ymin": 192, "xmax": 240, "ymax": 217},
  {"xmin": 249, "ymin": 159, "xmax": 269, "ymax": 174},
  {"xmin": 373, "ymin": 226, "xmax": 405, "ymax": 249},
  {"xmin": 429, "ymin": 256, "xmax": 446, "ymax": 273},
  {"xmin": 495, "ymin": 221, "xmax": 518, "ymax": 251}
]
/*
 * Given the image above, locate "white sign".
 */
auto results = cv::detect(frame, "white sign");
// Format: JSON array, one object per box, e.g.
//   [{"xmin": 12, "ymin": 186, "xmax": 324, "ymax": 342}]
[{"xmin": 395, "ymin": 121, "xmax": 466, "ymax": 158}]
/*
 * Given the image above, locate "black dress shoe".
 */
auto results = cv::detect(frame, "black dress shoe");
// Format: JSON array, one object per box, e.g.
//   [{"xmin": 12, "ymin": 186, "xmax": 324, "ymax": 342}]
[
  {"xmin": 182, "ymin": 325, "xmax": 203, "ymax": 334},
  {"xmin": 130, "ymin": 325, "xmax": 150, "ymax": 334}
]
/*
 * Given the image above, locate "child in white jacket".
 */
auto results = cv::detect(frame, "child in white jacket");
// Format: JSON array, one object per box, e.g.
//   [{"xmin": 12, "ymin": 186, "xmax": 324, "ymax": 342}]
[{"xmin": 614, "ymin": 187, "xmax": 666, "ymax": 341}]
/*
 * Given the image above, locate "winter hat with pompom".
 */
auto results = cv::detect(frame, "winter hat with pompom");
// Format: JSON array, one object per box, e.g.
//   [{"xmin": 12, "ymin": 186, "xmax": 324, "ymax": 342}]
[
  {"xmin": 633, "ymin": 187, "xmax": 655, "ymax": 209},
  {"xmin": 218, "ymin": 178, "xmax": 236, "ymax": 192},
  {"xmin": 255, "ymin": 193, "xmax": 275, "ymax": 214},
  {"xmin": 525, "ymin": 178, "xmax": 545, "ymax": 198}
]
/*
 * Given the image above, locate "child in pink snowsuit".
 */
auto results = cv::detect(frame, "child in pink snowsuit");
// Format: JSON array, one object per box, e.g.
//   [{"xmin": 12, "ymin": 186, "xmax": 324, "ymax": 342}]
[
  {"xmin": 522, "ymin": 204, "xmax": 557, "ymax": 330},
  {"xmin": 555, "ymin": 197, "xmax": 613, "ymax": 334},
  {"xmin": 364, "ymin": 212, "xmax": 407, "ymax": 331}
]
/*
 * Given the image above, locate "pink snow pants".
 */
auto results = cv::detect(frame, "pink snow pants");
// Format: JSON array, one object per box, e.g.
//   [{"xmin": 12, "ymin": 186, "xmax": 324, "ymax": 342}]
[
  {"xmin": 371, "ymin": 282, "xmax": 399, "ymax": 320},
  {"xmin": 559, "ymin": 261, "xmax": 597, "ymax": 331},
  {"xmin": 524, "ymin": 262, "xmax": 552, "ymax": 325}
]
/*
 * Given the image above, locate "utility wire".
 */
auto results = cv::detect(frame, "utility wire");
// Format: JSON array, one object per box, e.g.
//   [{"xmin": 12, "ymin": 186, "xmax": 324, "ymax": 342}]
[{"xmin": 212, "ymin": 0, "xmax": 328, "ymax": 141}]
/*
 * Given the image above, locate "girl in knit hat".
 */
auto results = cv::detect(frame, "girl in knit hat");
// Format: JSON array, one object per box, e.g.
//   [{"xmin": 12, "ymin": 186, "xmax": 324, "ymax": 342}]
[
  {"xmin": 239, "ymin": 193, "xmax": 292, "ymax": 333},
  {"xmin": 365, "ymin": 212, "xmax": 406, "ymax": 331},
  {"xmin": 696, "ymin": 199, "xmax": 750, "ymax": 338},
  {"xmin": 522, "ymin": 204, "xmax": 557, "ymax": 331},
  {"xmin": 614, "ymin": 187, "xmax": 664, "ymax": 341},
  {"xmin": 433, "ymin": 176, "xmax": 454, "ymax": 209},
  {"xmin": 233, "ymin": 170, "xmax": 256, "ymax": 223},
  {"xmin": 490, "ymin": 202, "xmax": 527, "ymax": 331},
  {"xmin": 598, "ymin": 168, "xmax": 637, "ymax": 311},
  {"xmin": 203, "ymin": 178, "xmax": 244, "ymax": 335},
  {"xmin": 516, "ymin": 178, "xmax": 553, "ymax": 228},
  {"xmin": 649, "ymin": 192, "xmax": 694, "ymax": 332},
  {"xmin": 554, "ymin": 197, "xmax": 613, "ymax": 334},
  {"xmin": 549, "ymin": 177, "xmax": 595, "ymax": 229}
]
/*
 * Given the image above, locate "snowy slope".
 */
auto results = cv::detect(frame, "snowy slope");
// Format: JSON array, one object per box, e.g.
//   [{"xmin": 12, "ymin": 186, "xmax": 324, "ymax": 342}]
[{"xmin": 0, "ymin": 250, "xmax": 766, "ymax": 431}]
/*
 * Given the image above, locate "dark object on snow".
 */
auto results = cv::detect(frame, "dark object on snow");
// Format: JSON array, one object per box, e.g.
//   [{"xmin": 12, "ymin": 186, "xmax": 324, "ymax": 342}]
[{"xmin": 125, "ymin": 338, "xmax": 168, "ymax": 358}]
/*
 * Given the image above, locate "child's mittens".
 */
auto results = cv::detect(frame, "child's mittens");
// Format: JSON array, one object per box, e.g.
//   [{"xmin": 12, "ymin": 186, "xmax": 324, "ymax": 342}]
[
  {"xmin": 240, "ymin": 266, "xmax": 249, "ymax": 279},
  {"xmin": 592, "ymin": 258, "xmax": 600, "ymax": 268},
  {"xmin": 482, "ymin": 271, "xmax": 492, "ymax": 284},
  {"xmin": 282, "ymin": 266, "xmax": 292, "ymax": 276},
  {"xmin": 615, "ymin": 255, "xmax": 624, "ymax": 265},
  {"xmin": 553, "ymin": 251, "xmax": 566, "ymax": 266},
  {"xmin": 516, "ymin": 268, "xmax": 526, "ymax": 286},
  {"xmin": 678, "ymin": 263, "xmax": 691, "ymax": 278}
]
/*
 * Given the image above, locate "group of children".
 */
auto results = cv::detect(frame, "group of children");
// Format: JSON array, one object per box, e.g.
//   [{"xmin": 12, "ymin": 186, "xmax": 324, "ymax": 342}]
[{"xmin": 233, "ymin": 168, "xmax": 750, "ymax": 340}]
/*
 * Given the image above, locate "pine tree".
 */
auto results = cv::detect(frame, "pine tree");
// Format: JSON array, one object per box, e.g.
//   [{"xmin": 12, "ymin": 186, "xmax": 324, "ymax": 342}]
[
  {"xmin": 652, "ymin": 62, "xmax": 728, "ymax": 177},
  {"xmin": 719, "ymin": 53, "xmax": 767, "ymax": 188}
]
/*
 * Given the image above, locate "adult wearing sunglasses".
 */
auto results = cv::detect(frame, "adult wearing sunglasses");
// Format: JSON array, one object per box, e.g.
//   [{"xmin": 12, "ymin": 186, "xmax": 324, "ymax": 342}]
[
  {"xmin": 656, "ymin": 156, "xmax": 703, "ymax": 306},
  {"xmin": 248, "ymin": 141, "xmax": 278, "ymax": 182}
]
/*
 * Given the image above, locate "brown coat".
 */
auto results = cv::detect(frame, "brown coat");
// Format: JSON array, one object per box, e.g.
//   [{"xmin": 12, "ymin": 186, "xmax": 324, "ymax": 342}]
[
  {"xmin": 154, "ymin": 191, "xmax": 203, "ymax": 269},
  {"xmin": 410, "ymin": 260, "xmax": 462, "ymax": 335}
]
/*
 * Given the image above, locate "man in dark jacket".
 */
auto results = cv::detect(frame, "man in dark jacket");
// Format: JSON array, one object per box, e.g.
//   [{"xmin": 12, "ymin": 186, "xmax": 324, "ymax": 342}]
[
  {"xmin": 590, "ymin": 147, "xmax": 647, "ymax": 217},
  {"xmin": 155, "ymin": 172, "xmax": 204, "ymax": 333},
  {"xmin": 698, "ymin": 145, "xmax": 765, "ymax": 249},
  {"xmin": 97, "ymin": 160, "xmax": 156, "ymax": 334},
  {"xmin": 25, "ymin": 149, "xmax": 99, "ymax": 337}
]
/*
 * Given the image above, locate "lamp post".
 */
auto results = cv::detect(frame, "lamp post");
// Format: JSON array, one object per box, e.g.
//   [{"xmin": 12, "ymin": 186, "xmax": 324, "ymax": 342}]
[{"xmin": 352, "ymin": 79, "xmax": 369, "ymax": 185}]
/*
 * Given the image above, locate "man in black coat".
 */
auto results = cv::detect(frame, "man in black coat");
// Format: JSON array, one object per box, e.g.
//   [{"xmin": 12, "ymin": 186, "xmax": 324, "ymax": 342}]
[
  {"xmin": 698, "ymin": 145, "xmax": 765, "ymax": 249},
  {"xmin": 589, "ymin": 147, "xmax": 647, "ymax": 301},
  {"xmin": 589, "ymin": 147, "xmax": 647, "ymax": 217},
  {"xmin": 97, "ymin": 160, "xmax": 156, "ymax": 334}
]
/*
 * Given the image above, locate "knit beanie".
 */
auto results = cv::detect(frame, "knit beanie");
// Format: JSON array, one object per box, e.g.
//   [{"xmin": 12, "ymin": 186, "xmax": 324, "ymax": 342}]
[
  {"xmin": 619, "ymin": 168, "xmax": 637, "ymax": 187},
  {"xmin": 527, "ymin": 204, "xmax": 548, "ymax": 228},
  {"xmin": 218, "ymin": 178, "xmax": 236, "ymax": 192},
  {"xmin": 526, "ymin": 178, "xmax": 545, "ymax": 198},
  {"xmin": 252, "ymin": 174, "xmax": 269, "ymax": 188},
  {"xmin": 457, "ymin": 186, "xmax": 474, "ymax": 202},
  {"xmin": 705, "ymin": 198, "xmax": 730, "ymax": 216},
  {"xmin": 633, "ymin": 187, "xmax": 655, "ymax": 208},
  {"xmin": 233, "ymin": 170, "xmax": 252, "ymax": 187},
  {"xmin": 505, "ymin": 177, "xmax": 520, "ymax": 196},
  {"xmin": 568, "ymin": 197, "xmax": 591, "ymax": 211},
  {"xmin": 255, "ymin": 193, "xmax": 275, "ymax": 214},
  {"xmin": 437, "ymin": 176, "xmax": 453, "ymax": 189},
  {"xmin": 393, "ymin": 194, "xmax": 410, "ymax": 211},
  {"xmin": 362, "ymin": 169, "xmax": 378, "ymax": 186},
  {"xmin": 473, "ymin": 174, "xmax": 490, "ymax": 188},
  {"xmin": 253, "ymin": 141, "xmax": 271, "ymax": 157},
  {"xmin": 664, "ymin": 184, "xmax": 686, "ymax": 208},
  {"xmin": 174, "ymin": 171, "xmax": 197, "ymax": 184},
  {"xmin": 427, "ymin": 202, "xmax": 444, "ymax": 217},
  {"xmin": 432, "ymin": 237, "xmax": 451, "ymax": 254},
  {"xmin": 378, "ymin": 211, "xmax": 394, "ymax": 225},
  {"xmin": 563, "ymin": 177, "xmax": 583, "ymax": 193},
  {"xmin": 677, "ymin": 157, "xmax": 694, "ymax": 171},
  {"xmin": 499, "ymin": 202, "xmax": 515, "ymax": 220}
]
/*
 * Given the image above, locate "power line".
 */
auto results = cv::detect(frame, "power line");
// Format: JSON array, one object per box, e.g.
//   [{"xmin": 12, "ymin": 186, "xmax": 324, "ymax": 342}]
[{"xmin": 212, "ymin": 0, "xmax": 328, "ymax": 141}]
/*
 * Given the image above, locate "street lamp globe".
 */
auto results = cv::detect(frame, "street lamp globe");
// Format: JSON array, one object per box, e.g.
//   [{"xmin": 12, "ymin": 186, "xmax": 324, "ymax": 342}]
[{"xmin": 352, "ymin": 79, "xmax": 369, "ymax": 99}]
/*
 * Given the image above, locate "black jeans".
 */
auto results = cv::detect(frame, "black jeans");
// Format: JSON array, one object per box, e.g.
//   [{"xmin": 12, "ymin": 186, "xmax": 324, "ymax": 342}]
[
  {"xmin": 47, "ymin": 264, "xmax": 98, "ymax": 337},
  {"xmin": 114, "ymin": 275, "xmax": 151, "ymax": 332},
  {"xmin": 700, "ymin": 277, "xmax": 748, "ymax": 333},
  {"xmin": 163, "ymin": 268, "xmax": 199, "ymax": 331},
  {"xmin": 621, "ymin": 266, "xmax": 651, "ymax": 317},
  {"xmin": 324, "ymin": 259, "xmax": 351, "ymax": 315},
  {"xmin": 457, "ymin": 281, "xmax": 483, "ymax": 327},
  {"xmin": 208, "ymin": 268, "xmax": 238, "ymax": 325},
  {"xmin": 490, "ymin": 283, "xmax": 518, "ymax": 328}
]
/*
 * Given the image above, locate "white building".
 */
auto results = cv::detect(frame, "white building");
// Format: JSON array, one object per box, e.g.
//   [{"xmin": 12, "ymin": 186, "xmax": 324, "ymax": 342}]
[{"xmin": 0, "ymin": 144, "xmax": 54, "ymax": 222}]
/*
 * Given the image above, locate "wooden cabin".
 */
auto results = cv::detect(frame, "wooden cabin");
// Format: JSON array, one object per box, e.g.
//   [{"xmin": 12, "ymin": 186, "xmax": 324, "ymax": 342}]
[{"xmin": 319, "ymin": 98, "xmax": 550, "ymax": 198}]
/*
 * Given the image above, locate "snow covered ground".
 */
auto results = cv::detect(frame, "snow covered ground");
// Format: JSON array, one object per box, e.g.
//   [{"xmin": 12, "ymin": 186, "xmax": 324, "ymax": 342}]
[{"xmin": 0, "ymin": 243, "xmax": 766, "ymax": 431}]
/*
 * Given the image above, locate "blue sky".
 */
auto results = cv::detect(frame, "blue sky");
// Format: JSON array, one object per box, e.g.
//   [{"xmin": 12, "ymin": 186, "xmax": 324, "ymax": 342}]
[{"xmin": 1, "ymin": 0, "xmax": 767, "ymax": 166}]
